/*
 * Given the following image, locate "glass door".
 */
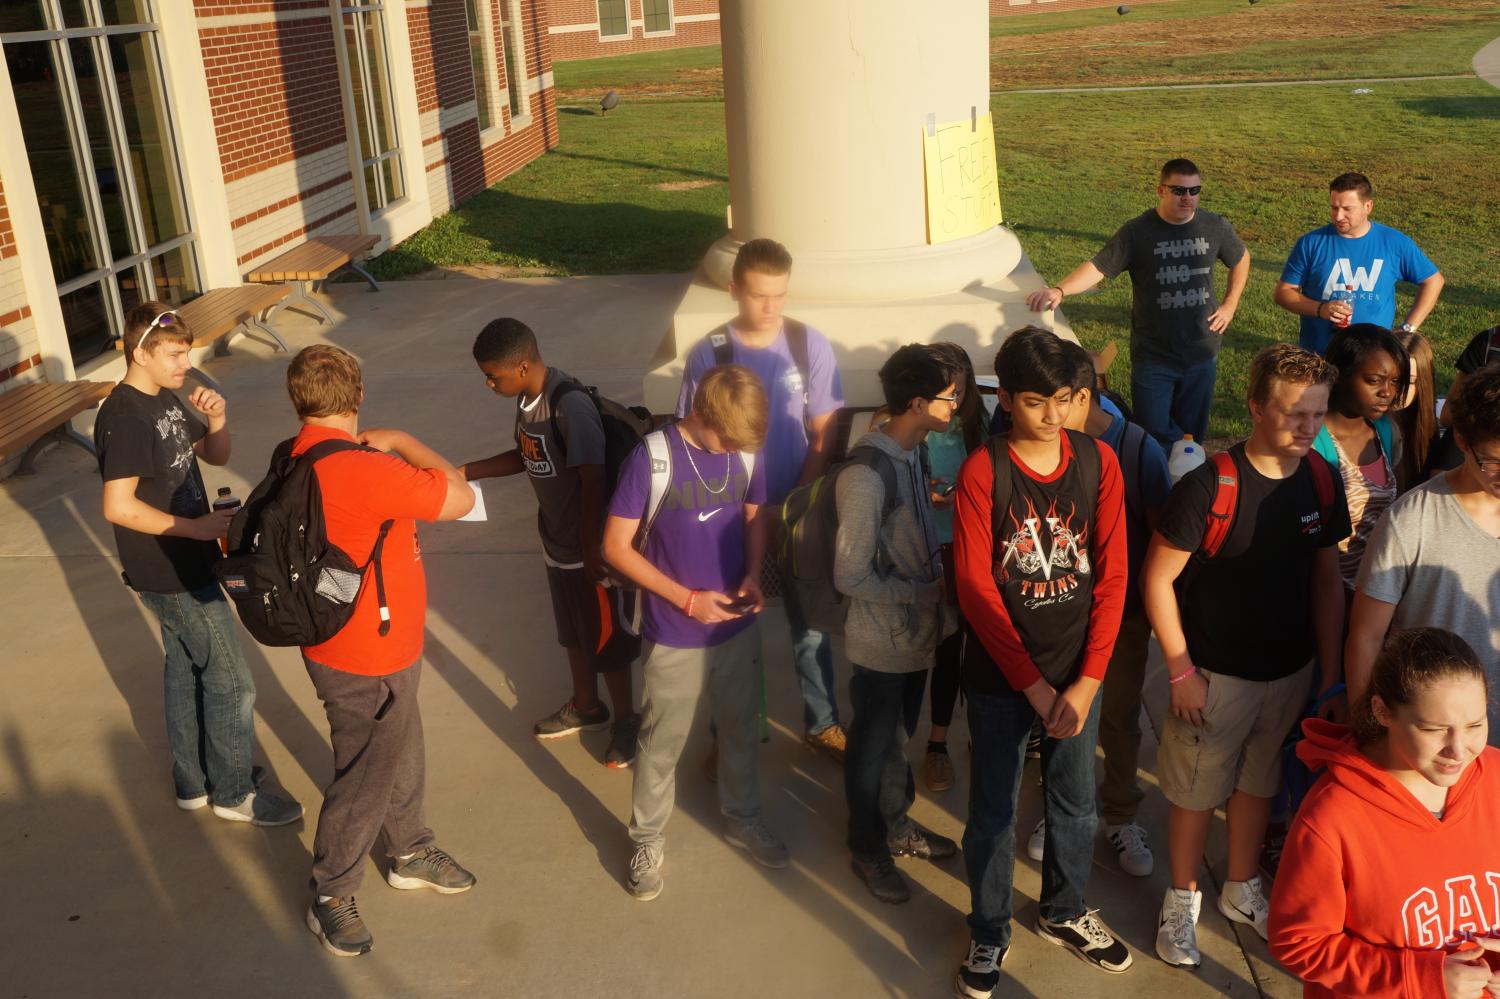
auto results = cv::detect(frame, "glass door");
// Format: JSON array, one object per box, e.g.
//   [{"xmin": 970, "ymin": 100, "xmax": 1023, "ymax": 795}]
[
  {"xmin": 2, "ymin": 0, "xmax": 199, "ymax": 364},
  {"xmin": 339, "ymin": 2, "xmax": 404, "ymax": 214}
]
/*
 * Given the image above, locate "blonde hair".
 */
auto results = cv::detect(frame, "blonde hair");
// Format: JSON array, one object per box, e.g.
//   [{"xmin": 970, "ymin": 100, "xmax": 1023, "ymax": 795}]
[
  {"xmin": 123, "ymin": 301, "xmax": 193, "ymax": 361},
  {"xmin": 692, "ymin": 365, "xmax": 768, "ymax": 452},
  {"xmin": 287, "ymin": 345, "xmax": 363, "ymax": 418},
  {"xmin": 1247, "ymin": 343, "xmax": 1337, "ymax": 407}
]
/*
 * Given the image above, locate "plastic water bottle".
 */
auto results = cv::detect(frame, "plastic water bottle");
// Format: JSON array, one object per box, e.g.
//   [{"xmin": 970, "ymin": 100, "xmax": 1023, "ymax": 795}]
[
  {"xmin": 1168, "ymin": 435, "xmax": 1205, "ymax": 484},
  {"xmin": 213, "ymin": 486, "xmax": 241, "ymax": 555},
  {"xmin": 1331, "ymin": 283, "xmax": 1354, "ymax": 328}
]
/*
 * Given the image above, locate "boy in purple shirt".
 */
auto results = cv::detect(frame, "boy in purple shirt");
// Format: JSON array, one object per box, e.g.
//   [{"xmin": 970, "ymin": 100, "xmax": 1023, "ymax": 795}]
[
  {"xmin": 675, "ymin": 238, "xmax": 848, "ymax": 761},
  {"xmin": 604, "ymin": 366, "xmax": 789, "ymax": 900}
]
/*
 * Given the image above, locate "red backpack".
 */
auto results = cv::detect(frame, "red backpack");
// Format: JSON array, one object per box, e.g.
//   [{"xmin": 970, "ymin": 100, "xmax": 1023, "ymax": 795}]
[{"xmin": 1200, "ymin": 449, "xmax": 1337, "ymax": 558}]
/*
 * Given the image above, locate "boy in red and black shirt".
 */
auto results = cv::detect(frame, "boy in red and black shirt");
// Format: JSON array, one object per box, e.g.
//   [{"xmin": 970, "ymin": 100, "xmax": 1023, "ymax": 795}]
[{"xmin": 952, "ymin": 327, "xmax": 1130, "ymax": 997}]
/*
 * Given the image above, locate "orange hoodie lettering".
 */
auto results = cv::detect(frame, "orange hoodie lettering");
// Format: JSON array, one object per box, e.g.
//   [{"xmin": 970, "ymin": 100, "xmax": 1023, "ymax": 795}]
[{"xmin": 1402, "ymin": 874, "xmax": 1500, "ymax": 949}]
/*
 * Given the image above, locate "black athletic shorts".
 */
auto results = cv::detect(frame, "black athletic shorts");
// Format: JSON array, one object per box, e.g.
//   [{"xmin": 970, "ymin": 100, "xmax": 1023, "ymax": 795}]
[{"xmin": 544, "ymin": 564, "xmax": 639, "ymax": 673}]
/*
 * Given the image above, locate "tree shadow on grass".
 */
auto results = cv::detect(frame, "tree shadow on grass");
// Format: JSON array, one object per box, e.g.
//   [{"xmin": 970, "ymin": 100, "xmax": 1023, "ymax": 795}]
[{"xmin": 1399, "ymin": 96, "xmax": 1500, "ymax": 120}]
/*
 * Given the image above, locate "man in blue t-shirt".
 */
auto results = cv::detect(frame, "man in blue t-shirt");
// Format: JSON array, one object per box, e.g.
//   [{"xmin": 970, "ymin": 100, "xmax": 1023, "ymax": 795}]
[
  {"xmin": 1275, "ymin": 172, "xmax": 1444, "ymax": 355},
  {"xmin": 675, "ymin": 238, "xmax": 848, "ymax": 763}
]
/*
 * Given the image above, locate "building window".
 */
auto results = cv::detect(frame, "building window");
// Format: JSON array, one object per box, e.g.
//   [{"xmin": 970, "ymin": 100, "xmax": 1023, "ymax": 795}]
[
  {"xmin": 643, "ymin": 0, "xmax": 671, "ymax": 34},
  {"xmin": 597, "ymin": 0, "xmax": 627, "ymax": 39},
  {"xmin": 339, "ymin": 2, "xmax": 404, "ymax": 213},
  {"xmin": 2, "ymin": 0, "xmax": 200, "ymax": 364},
  {"xmin": 500, "ymin": 0, "xmax": 524, "ymax": 119},
  {"xmin": 464, "ymin": 0, "xmax": 491, "ymax": 132}
]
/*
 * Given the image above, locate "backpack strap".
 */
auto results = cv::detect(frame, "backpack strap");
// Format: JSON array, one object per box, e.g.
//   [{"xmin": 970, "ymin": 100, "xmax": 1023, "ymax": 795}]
[
  {"xmin": 543, "ymin": 378, "xmax": 586, "ymax": 461},
  {"xmin": 1120, "ymin": 421, "xmax": 1147, "ymax": 526},
  {"xmin": 738, "ymin": 449, "xmax": 756, "ymax": 493},
  {"xmin": 1486, "ymin": 326, "xmax": 1500, "ymax": 365},
  {"xmin": 638, "ymin": 428, "xmax": 674, "ymax": 547},
  {"xmin": 986, "ymin": 436, "xmax": 1014, "ymax": 550},
  {"xmin": 708, "ymin": 325, "xmax": 733, "ymax": 367},
  {"xmin": 1201, "ymin": 450, "xmax": 1239, "ymax": 558},
  {"xmin": 1305, "ymin": 449, "xmax": 1337, "ymax": 526},
  {"xmin": 784, "ymin": 318, "xmax": 811, "ymax": 410},
  {"xmin": 1064, "ymin": 428, "xmax": 1101, "ymax": 524},
  {"xmin": 845, "ymin": 444, "xmax": 900, "ymax": 521}
]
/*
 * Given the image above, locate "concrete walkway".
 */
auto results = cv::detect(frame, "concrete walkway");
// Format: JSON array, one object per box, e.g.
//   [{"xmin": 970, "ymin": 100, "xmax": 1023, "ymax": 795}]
[
  {"xmin": 996, "ymin": 72, "xmax": 1474, "ymax": 96},
  {"xmin": 0, "ymin": 277, "xmax": 1297, "ymax": 998},
  {"xmin": 1475, "ymin": 36, "xmax": 1500, "ymax": 90}
]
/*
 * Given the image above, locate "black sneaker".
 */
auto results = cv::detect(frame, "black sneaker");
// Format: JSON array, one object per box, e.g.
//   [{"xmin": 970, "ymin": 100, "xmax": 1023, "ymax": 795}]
[
  {"xmin": 533, "ymin": 698, "xmax": 610, "ymax": 740},
  {"xmin": 1036, "ymin": 909, "xmax": 1133, "ymax": 974},
  {"xmin": 889, "ymin": 826, "xmax": 958, "ymax": 861},
  {"xmin": 306, "ymin": 896, "xmax": 373, "ymax": 957},
  {"xmin": 851, "ymin": 856, "xmax": 911, "ymax": 904},
  {"xmin": 954, "ymin": 940, "xmax": 1006, "ymax": 998},
  {"xmin": 605, "ymin": 713, "xmax": 641, "ymax": 769}
]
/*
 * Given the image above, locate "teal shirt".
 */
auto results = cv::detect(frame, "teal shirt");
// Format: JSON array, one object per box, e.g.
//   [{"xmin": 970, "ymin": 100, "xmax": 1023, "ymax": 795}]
[
  {"xmin": 926, "ymin": 420, "xmax": 983, "ymax": 544},
  {"xmin": 1312, "ymin": 414, "xmax": 1393, "ymax": 469}
]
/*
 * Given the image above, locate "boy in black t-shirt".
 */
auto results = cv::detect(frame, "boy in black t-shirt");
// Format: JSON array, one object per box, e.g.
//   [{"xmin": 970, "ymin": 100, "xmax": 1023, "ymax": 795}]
[
  {"xmin": 96, "ymin": 302, "xmax": 300, "ymax": 826},
  {"xmin": 461, "ymin": 318, "xmax": 640, "ymax": 767},
  {"xmin": 952, "ymin": 328, "xmax": 1131, "ymax": 996},
  {"xmin": 1143, "ymin": 344, "xmax": 1349, "ymax": 970}
]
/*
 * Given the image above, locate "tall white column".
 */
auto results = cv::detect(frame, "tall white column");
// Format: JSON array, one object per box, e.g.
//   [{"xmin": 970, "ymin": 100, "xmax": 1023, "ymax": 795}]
[{"xmin": 647, "ymin": 0, "xmax": 1069, "ymax": 411}]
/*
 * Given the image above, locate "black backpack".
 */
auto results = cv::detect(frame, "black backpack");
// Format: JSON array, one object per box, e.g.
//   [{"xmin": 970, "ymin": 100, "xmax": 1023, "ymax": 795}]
[
  {"xmin": 535, "ymin": 379, "xmax": 654, "ymax": 501},
  {"xmin": 776, "ymin": 444, "xmax": 900, "ymax": 635},
  {"xmin": 215, "ymin": 438, "xmax": 393, "ymax": 647}
]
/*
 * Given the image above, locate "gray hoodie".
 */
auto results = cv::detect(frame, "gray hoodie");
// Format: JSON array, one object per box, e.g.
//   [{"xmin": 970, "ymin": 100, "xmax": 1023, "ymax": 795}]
[{"xmin": 833, "ymin": 430, "xmax": 956, "ymax": 672}]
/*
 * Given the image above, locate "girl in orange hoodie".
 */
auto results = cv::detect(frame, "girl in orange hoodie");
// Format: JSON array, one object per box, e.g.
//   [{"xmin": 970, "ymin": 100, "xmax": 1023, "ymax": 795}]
[{"xmin": 1269, "ymin": 628, "xmax": 1500, "ymax": 999}]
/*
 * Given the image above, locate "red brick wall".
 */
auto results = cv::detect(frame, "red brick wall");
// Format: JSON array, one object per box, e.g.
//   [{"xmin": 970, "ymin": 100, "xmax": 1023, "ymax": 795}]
[
  {"xmin": 0, "ymin": 176, "xmax": 43, "ymax": 393},
  {"xmin": 547, "ymin": 0, "xmax": 720, "ymax": 62},
  {"xmin": 0, "ymin": 179, "xmax": 15, "ymax": 262}
]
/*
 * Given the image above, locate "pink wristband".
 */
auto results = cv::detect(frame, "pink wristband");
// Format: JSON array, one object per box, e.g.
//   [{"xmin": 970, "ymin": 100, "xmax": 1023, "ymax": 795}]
[
  {"xmin": 683, "ymin": 590, "xmax": 698, "ymax": 617},
  {"xmin": 1168, "ymin": 666, "xmax": 1197, "ymax": 685}
]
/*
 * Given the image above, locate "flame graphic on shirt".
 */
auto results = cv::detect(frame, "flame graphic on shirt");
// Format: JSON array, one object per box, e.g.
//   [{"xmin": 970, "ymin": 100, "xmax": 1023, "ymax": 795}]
[{"xmin": 997, "ymin": 497, "xmax": 1090, "ymax": 584}]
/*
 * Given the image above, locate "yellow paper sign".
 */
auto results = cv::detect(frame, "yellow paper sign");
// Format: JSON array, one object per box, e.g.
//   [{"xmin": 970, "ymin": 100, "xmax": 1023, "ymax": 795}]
[{"xmin": 922, "ymin": 112, "xmax": 1003, "ymax": 244}]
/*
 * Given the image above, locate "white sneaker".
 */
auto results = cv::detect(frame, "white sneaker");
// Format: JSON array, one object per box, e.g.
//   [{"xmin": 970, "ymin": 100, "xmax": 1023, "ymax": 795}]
[
  {"xmin": 1155, "ymin": 886, "xmax": 1202, "ymax": 969},
  {"xmin": 1026, "ymin": 819, "xmax": 1045, "ymax": 862},
  {"xmin": 1219, "ymin": 876, "xmax": 1270, "ymax": 940},
  {"xmin": 1105, "ymin": 822, "xmax": 1154, "ymax": 877}
]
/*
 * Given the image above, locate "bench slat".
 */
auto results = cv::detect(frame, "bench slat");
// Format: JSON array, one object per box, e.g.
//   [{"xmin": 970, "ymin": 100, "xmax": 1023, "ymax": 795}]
[
  {"xmin": 246, "ymin": 234, "xmax": 378, "ymax": 283},
  {"xmin": 0, "ymin": 381, "xmax": 112, "ymax": 459},
  {"xmin": 113, "ymin": 284, "xmax": 290, "ymax": 350},
  {"xmin": 0, "ymin": 382, "xmax": 105, "ymax": 425}
]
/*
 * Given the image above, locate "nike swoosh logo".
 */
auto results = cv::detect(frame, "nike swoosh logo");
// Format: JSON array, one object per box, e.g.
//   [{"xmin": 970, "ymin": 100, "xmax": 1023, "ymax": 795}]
[{"xmin": 697, "ymin": 508, "xmax": 725, "ymax": 522}]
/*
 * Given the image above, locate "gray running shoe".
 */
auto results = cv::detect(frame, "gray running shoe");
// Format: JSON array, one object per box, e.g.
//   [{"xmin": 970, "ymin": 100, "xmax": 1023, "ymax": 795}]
[
  {"xmin": 627, "ymin": 844, "xmax": 663, "ymax": 901},
  {"xmin": 534, "ymin": 698, "xmax": 610, "ymax": 740},
  {"xmin": 386, "ymin": 845, "xmax": 476, "ymax": 894},
  {"xmin": 306, "ymin": 896, "xmax": 373, "ymax": 957},
  {"xmin": 211, "ymin": 789, "xmax": 303, "ymax": 827},
  {"xmin": 725, "ymin": 819, "xmax": 790, "ymax": 869}
]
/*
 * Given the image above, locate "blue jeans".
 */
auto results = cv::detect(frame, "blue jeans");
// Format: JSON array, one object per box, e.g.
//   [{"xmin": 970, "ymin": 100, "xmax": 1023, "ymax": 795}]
[
  {"xmin": 783, "ymin": 579, "xmax": 839, "ymax": 733},
  {"xmin": 1130, "ymin": 356, "xmax": 1218, "ymax": 450},
  {"xmin": 845, "ymin": 664, "xmax": 924, "ymax": 862},
  {"xmin": 963, "ymin": 685, "xmax": 1102, "ymax": 949},
  {"xmin": 137, "ymin": 584, "xmax": 255, "ymax": 806}
]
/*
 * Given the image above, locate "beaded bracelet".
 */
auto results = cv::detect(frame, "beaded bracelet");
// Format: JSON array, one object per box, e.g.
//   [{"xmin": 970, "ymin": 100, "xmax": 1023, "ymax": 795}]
[
  {"xmin": 1168, "ymin": 665, "xmax": 1197, "ymax": 685},
  {"xmin": 682, "ymin": 590, "xmax": 698, "ymax": 617}
]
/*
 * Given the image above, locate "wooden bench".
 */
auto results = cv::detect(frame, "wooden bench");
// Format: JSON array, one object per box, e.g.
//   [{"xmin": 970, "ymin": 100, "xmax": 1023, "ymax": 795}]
[
  {"xmin": 114, "ymin": 284, "xmax": 292, "ymax": 359},
  {"xmin": 246, "ymin": 233, "xmax": 381, "ymax": 326},
  {"xmin": 0, "ymin": 380, "xmax": 113, "ymax": 474}
]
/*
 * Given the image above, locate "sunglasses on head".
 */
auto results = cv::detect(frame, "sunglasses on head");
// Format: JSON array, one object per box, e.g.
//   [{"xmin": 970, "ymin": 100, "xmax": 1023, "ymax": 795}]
[
  {"xmin": 135, "ymin": 310, "xmax": 181, "ymax": 353},
  {"xmin": 1167, "ymin": 185, "xmax": 1202, "ymax": 197}
]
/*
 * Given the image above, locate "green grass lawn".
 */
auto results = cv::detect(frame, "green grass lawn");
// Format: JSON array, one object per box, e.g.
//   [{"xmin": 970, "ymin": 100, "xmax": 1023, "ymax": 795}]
[{"xmin": 371, "ymin": 2, "xmax": 1500, "ymax": 437}]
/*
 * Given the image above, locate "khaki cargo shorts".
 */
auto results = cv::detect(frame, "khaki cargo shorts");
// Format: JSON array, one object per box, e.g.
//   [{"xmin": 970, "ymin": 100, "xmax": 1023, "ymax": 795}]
[{"xmin": 1157, "ymin": 662, "xmax": 1315, "ymax": 811}]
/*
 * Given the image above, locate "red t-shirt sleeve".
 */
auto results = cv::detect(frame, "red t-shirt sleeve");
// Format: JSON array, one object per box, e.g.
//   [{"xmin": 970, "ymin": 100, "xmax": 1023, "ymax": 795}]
[
  {"xmin": 1079, "ymin": 439, "xmax": 1127, "ymax": 683},
  {"xmin": 954, "ymin": 446, "xmax": 1044, "ymax": 691}
]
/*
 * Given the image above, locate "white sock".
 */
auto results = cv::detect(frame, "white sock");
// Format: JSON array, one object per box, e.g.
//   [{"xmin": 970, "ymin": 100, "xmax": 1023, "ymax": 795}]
[
  {"xmin": 398, "ymin": 852, "xmax": 416, "ymax": 862},
  {"xmin": 317, "ymin": 895, "xmax": 334, "ymax": 904}
]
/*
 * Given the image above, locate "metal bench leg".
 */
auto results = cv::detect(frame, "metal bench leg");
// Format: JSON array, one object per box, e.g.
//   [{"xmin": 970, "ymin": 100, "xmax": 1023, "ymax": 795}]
[
  {"xmin": 347, "ymin": 260, "xmax": 381, "ymax": 291},
  {"xmin": 15, "ymin": 424, "xmax": 95, "ymax": 475},
  {"xmin": 213, "ymin": 333, "xmax": 234, "ymax": 357},
  {"xmin": 287, "ymin": 280, "xmax": 337, "ymax": 326},
  {"xmin": 252, "ymin": 307, "xmax": 290, "ymax": 352}
]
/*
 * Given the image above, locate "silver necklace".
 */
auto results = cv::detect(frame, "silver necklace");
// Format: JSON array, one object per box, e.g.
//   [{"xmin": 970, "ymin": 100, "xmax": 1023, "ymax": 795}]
[{"xmin": 681, "ymin": 429, "xmax": 732, "ymax": 495}]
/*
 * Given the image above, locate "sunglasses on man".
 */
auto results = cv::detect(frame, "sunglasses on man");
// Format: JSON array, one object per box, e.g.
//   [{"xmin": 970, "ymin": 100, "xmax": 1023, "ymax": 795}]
[
  {"xmin": 135, "ymin": 310, "xmax": 182, "ymax": 353},
  {"xmin": 1166, "ymin": 185, "xmax": 1202, "ymax": 197}
]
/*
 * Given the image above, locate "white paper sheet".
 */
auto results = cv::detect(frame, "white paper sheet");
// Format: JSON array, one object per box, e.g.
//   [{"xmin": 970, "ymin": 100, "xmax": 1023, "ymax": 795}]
[{"xmin": 458, "ymin": 482, "xmax": 488, "ymax": 522}]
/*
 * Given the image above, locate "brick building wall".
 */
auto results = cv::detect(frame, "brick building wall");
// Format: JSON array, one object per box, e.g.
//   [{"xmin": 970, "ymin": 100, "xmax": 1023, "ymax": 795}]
[
  {"xmin": 0, "ymin": 176, "xmax": 42, "ymax": 395},
  {"xmin": 546, "ymin": 0, "xmax": 719, "ymax": 62},
  {"xmin": 194, "ymin": 0, "xmax": 555, "ymax": 271}
]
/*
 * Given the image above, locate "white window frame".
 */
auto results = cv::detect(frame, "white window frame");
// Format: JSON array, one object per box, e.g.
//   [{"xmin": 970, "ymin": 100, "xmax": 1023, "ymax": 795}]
[
  {"xmin": 333, "ymin": 0, "xmax": 407, "ymax": 220},
  {"xmin": 499, "ymin": 0, "xmax": 532, "ymax": 131},
  {"xmin": 641, "ymin": 0, "xmax": 674, "ymax": 38},
  {"xmin": 1, "ymin": 0, "xmax": 203, "ymax": 363},
  {"xmin": 595, "ymin": 0, "xmax": 629, "ymax": 42},
  {"xmin": 465, "ymin": 0, "xmax": 504, "ymax": 143}
]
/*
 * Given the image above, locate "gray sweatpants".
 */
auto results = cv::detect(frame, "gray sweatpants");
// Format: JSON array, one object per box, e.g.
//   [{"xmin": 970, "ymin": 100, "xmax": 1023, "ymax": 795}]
[
  {"xmin": 305, "ymin": 657, "xmax": 434, "ymax": 897},
  {"xmin": 629, "ymin": 624, "xmax": 761, "ymax": 849}
]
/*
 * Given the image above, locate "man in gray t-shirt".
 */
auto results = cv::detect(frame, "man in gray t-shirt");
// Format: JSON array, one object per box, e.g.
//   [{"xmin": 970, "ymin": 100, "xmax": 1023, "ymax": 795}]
[
  {"xmin": 1346, "ymin": 365, "xmax": 1500, "ymax": 740},
  {"xmin": 461, "ymin": 318, "xmax": 641, "ymax": 767},
  {"xmin": 1027, "ymin": 158, "xmax": 1250, "ymax": 448}
]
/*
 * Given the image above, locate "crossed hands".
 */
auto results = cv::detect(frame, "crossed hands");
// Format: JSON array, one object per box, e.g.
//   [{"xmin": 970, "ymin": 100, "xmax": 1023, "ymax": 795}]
[{"xmin": 1022, "ymin": 677, "xmax": 1099, "ymax": 740}]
